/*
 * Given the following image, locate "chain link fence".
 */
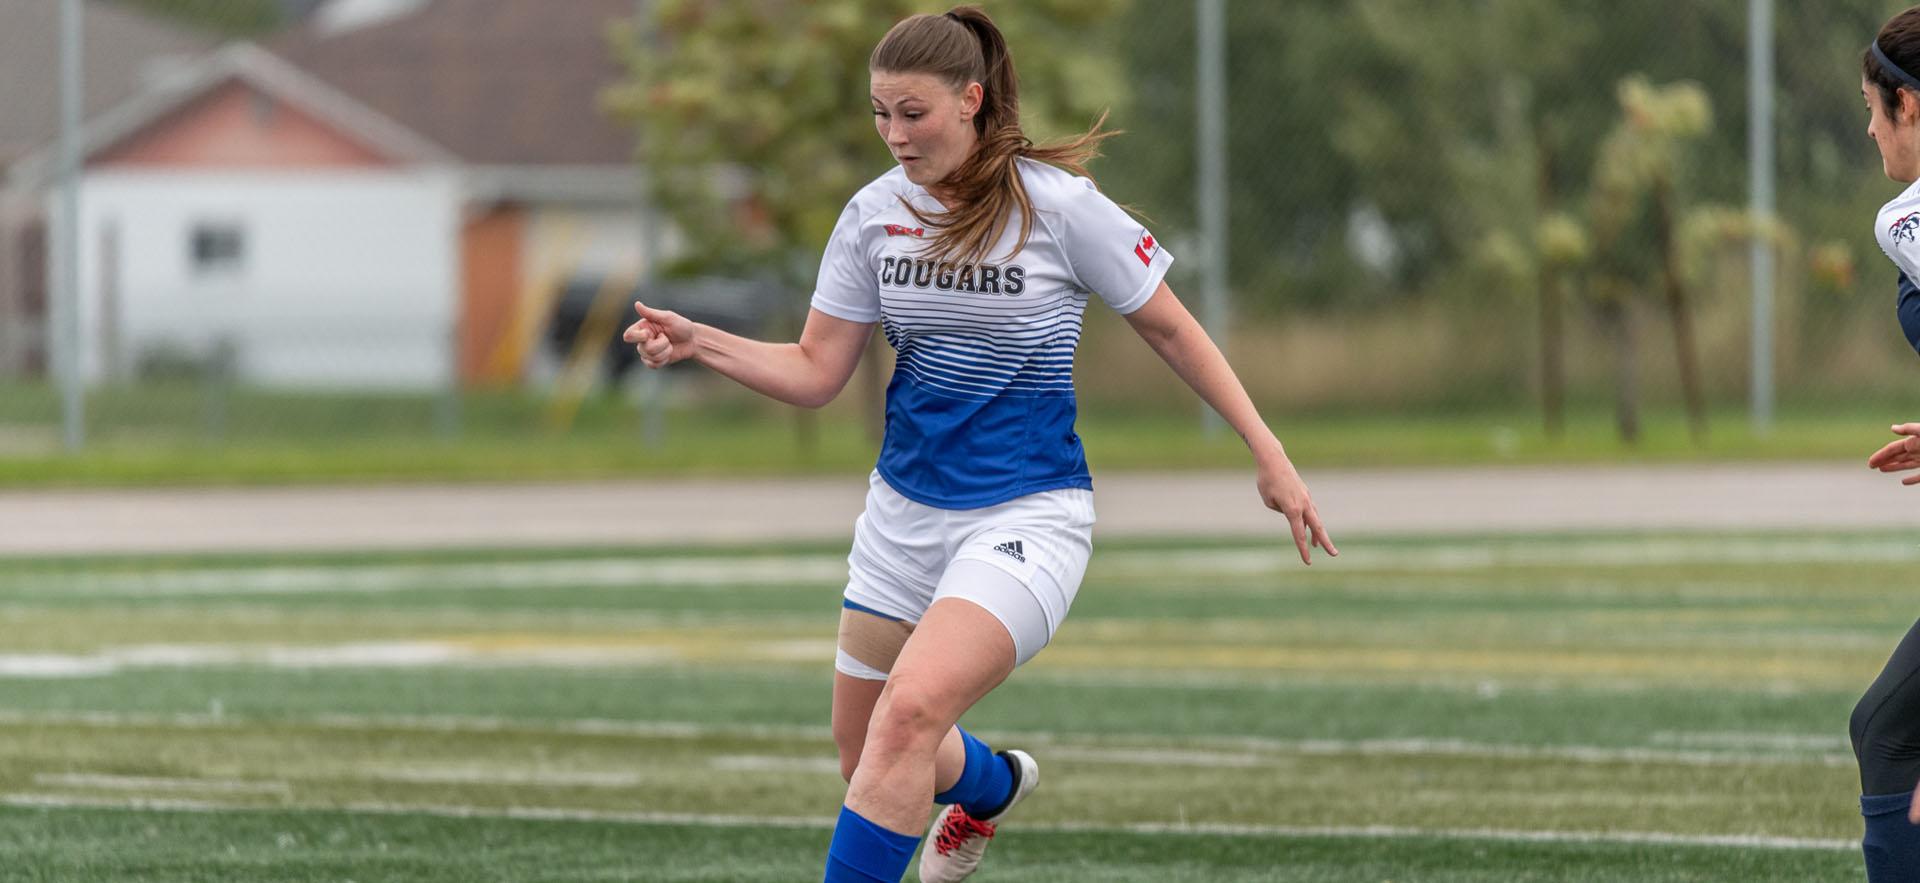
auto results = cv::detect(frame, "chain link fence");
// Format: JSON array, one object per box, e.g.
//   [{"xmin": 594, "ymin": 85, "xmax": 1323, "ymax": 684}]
[
  {"xmin": 1083, "ymin": 0, "xmax": 1915, "ymax": 429},
  {"xmin": 0, "ymin": 0, "xmax": 1912, "ymax": 464}
]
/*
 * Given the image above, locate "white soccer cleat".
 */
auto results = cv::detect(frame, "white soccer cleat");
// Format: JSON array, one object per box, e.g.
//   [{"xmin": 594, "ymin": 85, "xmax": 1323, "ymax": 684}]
[{"xmin": 918, "ymin": 749, "xmax": 1038, "ymax": 883}]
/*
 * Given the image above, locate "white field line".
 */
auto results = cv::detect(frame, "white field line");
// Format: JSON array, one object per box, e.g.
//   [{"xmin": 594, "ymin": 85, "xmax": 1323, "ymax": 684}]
[
  {"xmin": 1100, "ymin": 538, "xmax": 1920, "ymax": 575},
  {"xmin": 705, "ymin": 748, "xmax": 1274, "ymax": 772},
  {"xmin": 359, "ymin": 766, "xmax": 650, "ymax": 788},
  {"xmin": 1651, "ymin": 731, "xmax": 1851, "ymax": 751},
  {"xmin": 0, "ymin": 639, "xmax": 1847, "ymax": 697},
  {"xmin": 708, "ymin": 755, "xmax": 844, "ymax": 775},
  {"xmin": 0, "ymin": 556, "xmax": 850, "ymax": 598},
  {"xmin": 31, "ymin": 773, "xmax": 290, "ymax": 795},
  {"xmin": 0, "ymin": 793, "xmax": 1858, "ymax": 852},
  {"xmin": 0, "ymin": 641, "xmax": 700, "ymax": 678},
  {"xmin": 6, "ymin": 536, "xmax": 1918, "ymax": 600},
  {"xmin": 0, "ymin": 709, "xmax": 831, "ymax": 741},
  {"xmin": 0, "ymin": 709, "xmax": 1851, "ymax": 769},
  {"xmin": 1009, "ymin": 668, "xmax": 1831, "ymax": 698}
]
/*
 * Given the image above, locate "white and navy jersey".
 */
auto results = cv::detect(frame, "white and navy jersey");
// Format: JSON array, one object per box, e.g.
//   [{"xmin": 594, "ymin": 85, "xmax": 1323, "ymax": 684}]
[
  {"xmin": 810, "ymin": 158, "xmax": 1174, "ymax": 509},
  {"xmin": 1876, "ymin": 177, "xmax": 1920, "ymax": 278},
  {"xmin": 1874, "ymin": 178, "xmax": 1920, "ymax": 356}
]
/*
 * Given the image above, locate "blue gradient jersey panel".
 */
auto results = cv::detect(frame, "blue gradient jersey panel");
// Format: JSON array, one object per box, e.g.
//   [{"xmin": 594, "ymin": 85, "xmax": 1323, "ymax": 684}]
[
  {"xmin": 1875, "ymin": 178, "xmax": 1920, "ymax": 358},
  {"xmin": 810, "ymin": 160, "xmax": 1174, "ymax": 509}
]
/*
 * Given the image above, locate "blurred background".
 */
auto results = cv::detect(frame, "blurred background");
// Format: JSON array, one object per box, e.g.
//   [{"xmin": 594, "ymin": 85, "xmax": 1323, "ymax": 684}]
[
  {"xmin": 5, "ymin": 5, "xmax": 1917, "ymax": 880},
  {"xmin": 1, "ymin": 0, "xmax": 1908, "ymax": 485}
]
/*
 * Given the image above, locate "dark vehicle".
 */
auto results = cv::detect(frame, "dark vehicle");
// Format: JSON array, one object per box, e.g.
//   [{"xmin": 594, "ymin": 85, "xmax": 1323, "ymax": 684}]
[{"xmin": 542, "ymin": 275, "xmax": 787, "ymax": 383}]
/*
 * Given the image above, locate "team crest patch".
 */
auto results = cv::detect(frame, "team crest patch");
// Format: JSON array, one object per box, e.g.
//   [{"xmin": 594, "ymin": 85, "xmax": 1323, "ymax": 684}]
[
  {"xmin": 1893, "ymin": 213, "xmax": 1920, "ymax": 244},
  {"xmin": 1133, "ymin": 229, "xmax": 1159, "ymax": 266}
]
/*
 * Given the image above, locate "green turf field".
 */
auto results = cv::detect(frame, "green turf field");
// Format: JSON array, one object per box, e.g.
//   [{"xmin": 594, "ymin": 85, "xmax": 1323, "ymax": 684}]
[
  {"xmin": 3, "ymin": 379, "xmax": 1919, "ymax": 486},
  {"xmin": 0, "ymin": 533, "xmax": 1900, "ymax": 880}
]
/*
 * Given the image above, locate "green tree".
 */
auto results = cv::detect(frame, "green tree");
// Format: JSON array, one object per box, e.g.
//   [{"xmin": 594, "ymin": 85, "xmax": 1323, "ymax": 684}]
[
  {"xmin": 117, "ymin": 0, "xmax": 283, "ymax": 36},
  {"xmin": 1099, "ymin": 0, "xmax": 1898, "ymax": 413},
  {"xmin": 1586, "ymin": 78, "xmax": 1719, "ymax": 444},
  {"xmin": 602, "ymin": 0, "xmax": 1129, "ymax": 445},
  {"xmin": 603, "ymin": 0, "xmax": 1130, "ymax": 287}
]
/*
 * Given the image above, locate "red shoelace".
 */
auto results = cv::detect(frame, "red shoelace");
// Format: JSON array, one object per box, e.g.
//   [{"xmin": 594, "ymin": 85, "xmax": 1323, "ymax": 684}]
[{"xmin": 933, "ymin": 808, "xmax": 997, "ymax": 855}]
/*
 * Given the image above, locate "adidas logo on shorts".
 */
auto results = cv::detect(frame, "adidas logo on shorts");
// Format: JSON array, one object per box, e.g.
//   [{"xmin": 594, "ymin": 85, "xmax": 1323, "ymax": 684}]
[{"xmin": 992, "ymin": 540, "xmax": 1025, "ymax": 563}]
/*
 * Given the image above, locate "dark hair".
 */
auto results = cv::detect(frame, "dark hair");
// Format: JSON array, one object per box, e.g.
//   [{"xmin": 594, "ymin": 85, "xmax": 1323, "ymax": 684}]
[
  {"xmin": 869, "ymin": 6, "xmax": 1116, "ymax": 266},
  {"xmin": 1866, "ymin": 7, "xmax": 1920, "ymax": 118}
]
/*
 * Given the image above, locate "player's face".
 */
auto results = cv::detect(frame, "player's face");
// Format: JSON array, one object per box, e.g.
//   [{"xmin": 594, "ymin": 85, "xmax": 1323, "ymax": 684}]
[
  {"xmin": 1867, "ymin": 76, "xmax": 1920, "ymax": 184},
  {"xmin": 871, "ymin": 70, "xmax": 983, "ymax": 194}
]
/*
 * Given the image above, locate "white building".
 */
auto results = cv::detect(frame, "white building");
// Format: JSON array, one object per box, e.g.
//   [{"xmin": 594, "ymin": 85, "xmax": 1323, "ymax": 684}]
[{"xmin": 5, "ymin": 0, "xmax": 658, "ymax": 391}]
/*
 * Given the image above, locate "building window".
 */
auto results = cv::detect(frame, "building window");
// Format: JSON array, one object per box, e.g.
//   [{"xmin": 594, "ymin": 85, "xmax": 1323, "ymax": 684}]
[{"xmin": 190, "ymin": 223, "xmax": 244, "ymax": 276}]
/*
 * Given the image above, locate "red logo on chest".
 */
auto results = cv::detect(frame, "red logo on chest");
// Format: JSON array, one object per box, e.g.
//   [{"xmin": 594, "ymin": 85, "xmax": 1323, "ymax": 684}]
[{"xmin": 885, "ymin": 224, "xmax": 925, "ymax": 238}]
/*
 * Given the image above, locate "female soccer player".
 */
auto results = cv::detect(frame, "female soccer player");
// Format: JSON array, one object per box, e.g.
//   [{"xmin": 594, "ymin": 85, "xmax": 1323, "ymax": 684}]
[
  {"xmin": 624, "ymin": 8, "xmax": 1335, "ymax": 882},
  {"xmin": 1857, "ymin": 7, "xmax": 1920, "ymax": 879}
]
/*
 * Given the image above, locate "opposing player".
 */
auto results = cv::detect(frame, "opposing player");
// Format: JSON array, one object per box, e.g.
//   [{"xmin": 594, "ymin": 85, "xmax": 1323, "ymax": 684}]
[
  {"xmin": 1856, "ymin": 8, "xmax": 1920, "ymax": 879},
  {"xmin": 624, "ymin": 7, "xmax": 1334, "ymax": 882}
]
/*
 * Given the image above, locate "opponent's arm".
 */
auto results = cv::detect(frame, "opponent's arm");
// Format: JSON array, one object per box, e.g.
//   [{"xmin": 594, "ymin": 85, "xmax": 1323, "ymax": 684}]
[
  {"xmin": 1122, "ymin": 282, "xmax": 1337, "ymax": 564},
  {"xmin": 624, "ymin": 303, "xmax": 873, "ymax": 409}
]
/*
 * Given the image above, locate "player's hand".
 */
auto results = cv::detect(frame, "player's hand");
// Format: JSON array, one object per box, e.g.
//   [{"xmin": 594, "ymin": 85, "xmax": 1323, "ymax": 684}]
[
  {"xmin": 622, "ymin": 302, "xmax": 698, "ymax": 369},
  {"xmin": 1867, "ymin": 423, "xmax": 1920, "ymax": 486},
  {"xmin": 1256, "ymin": 455, "xmax": 1337, "ymax": 565}
]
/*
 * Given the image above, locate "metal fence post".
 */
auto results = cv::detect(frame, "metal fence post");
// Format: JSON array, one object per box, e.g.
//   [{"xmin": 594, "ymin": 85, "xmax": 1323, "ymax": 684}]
[
  {"xmin": 1196, "ymin": 0, "xmax": 1228, "ymax": 439},
  {"xmin": 1748, "ymin": 0, "xmax": 1775, "ymax": 434}
]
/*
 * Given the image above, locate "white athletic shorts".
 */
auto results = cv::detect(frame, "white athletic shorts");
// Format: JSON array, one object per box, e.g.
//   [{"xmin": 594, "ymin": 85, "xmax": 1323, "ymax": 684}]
[{"xmin": 837, "ymin": 470, "xmax": 1095, "ymax": 679}]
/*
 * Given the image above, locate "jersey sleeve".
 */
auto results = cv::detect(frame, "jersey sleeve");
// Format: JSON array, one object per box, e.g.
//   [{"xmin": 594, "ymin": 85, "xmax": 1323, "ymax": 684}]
[
  {"xmin": 1889, "ymin": 213, "xmax": 1920, "ymax": 279},
  {"xmin": 808, "ymin": 199, "xmax": 880, "ymax": 323},
  {"xmin": 1899, "ymin": 272, "xmax": 1920, "ymax": 358},
  {"xmin": 1054, "ymin": 177, "xmax": 1173, "ymax": 314}
]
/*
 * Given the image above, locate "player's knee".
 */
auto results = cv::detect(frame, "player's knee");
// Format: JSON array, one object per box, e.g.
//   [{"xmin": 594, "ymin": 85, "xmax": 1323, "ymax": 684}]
[{"xmin": 867, "ymin": 684, "xmax": 947, "ymax": 752}]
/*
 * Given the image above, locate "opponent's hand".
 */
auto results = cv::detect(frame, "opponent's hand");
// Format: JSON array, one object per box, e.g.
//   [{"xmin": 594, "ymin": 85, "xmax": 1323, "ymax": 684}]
[
  {"xmin": 1867, "ymin": 423, "xmax": 1920, "ymax": 486},
  {"xmin": 622, "ymin": 302, "xmax": 698, "ymax": 369},
  {"xmin": 1256, "ymin": 456, "xmax": 1337, "ymax": 565}
]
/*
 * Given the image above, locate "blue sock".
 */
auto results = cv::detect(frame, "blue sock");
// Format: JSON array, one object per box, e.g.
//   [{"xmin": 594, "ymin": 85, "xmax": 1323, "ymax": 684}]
[
  {"xmin": 823, "ymin": 805, "xmax": 920, "ymax": 883},
  {"xmin": 932, "ymin": 727, "xmax": 1015, "ymax": 817},
  {"xmin": 1862, "ymin": 792, "xmax": 1920, "ymax": 882}
]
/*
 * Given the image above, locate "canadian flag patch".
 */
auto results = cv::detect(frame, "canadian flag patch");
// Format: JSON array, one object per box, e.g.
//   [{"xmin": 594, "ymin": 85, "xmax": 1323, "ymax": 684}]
[{"xmin": 1133, "ymin": 229, "xmax": 1159, "ymax": 266}]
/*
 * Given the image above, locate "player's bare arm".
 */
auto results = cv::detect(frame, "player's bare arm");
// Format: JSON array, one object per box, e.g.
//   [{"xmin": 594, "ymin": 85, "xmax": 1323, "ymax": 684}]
[{"xmin": 1121, "ymin": 282, "xmax": 1336, "ymax": 564}]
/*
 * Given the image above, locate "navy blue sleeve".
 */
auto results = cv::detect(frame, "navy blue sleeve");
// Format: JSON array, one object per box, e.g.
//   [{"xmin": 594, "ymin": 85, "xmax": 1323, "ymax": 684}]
[{"xmin": 1900, "ymin": 272, "xmax": 1920, "ymax": 358}]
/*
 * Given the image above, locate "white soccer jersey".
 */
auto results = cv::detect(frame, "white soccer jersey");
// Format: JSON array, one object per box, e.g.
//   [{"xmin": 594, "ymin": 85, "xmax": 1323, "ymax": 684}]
[
  {"xmin": 1876, "ymin": 176, "xmax": 1920, "ymax": 278},
  {"xmin": 810, "ymin": 158, "xmax": 1174, "ymax": 509},
  {"xmin": 1875, "ymin": 178, "xmax": 1920, "ymax": 356}
]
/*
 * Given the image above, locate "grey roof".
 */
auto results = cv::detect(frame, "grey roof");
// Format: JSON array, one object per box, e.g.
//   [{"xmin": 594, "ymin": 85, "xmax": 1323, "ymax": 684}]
[
  {"xmin": 269, "ymin": 0, "xmax": 640, "ymax": 167},
  {"xmin": 6, "ymin": 43, "xmax": 456, "ymax": 190},
  {"xmin": 0, "ymin": 0, "xmax": 215, "ymax": 168}
]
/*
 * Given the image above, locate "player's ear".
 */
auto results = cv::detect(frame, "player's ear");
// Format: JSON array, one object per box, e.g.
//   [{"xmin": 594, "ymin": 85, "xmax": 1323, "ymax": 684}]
[{"xmin": 1902, "ymin": 87, "xmax": 1920, "ymax": 125}]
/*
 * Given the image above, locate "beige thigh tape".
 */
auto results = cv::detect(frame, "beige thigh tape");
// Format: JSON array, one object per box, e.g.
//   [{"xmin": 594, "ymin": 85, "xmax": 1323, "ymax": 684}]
[{"xmin": 838, "ymin": 608, "xmax": 914, "ymax": 674}]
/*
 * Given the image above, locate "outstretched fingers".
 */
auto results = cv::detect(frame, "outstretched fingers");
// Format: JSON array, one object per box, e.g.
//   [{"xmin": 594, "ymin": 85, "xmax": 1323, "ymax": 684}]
[
  {"xmin": 1286, "ymin": 509, "xmax": 1313, "ymax": 566},
  {"xmin": 1869, "ymin": 434, "xmax": 1920, "ymax": 470},
  {"xmin": 1306, "ymin": 507, "xmax": 1338, "ymax": 558}
]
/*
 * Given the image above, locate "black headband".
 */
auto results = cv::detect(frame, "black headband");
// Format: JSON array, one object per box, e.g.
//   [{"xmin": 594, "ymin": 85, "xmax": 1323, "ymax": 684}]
[{"xmin": 1875, "ymin": 39, "xmax": 1920, "ymax": 94}]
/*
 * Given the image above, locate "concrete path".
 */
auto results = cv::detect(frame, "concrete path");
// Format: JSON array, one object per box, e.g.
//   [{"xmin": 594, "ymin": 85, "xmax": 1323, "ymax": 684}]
[{"xmin": 0, "ymin": 462, "xmax": 1914, "ymax": 555}]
